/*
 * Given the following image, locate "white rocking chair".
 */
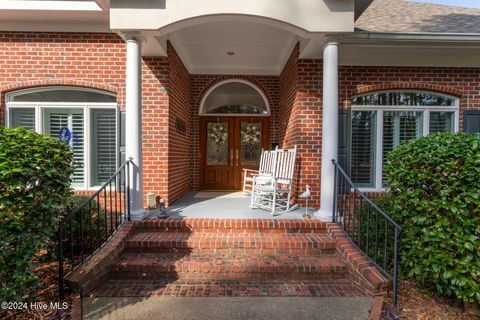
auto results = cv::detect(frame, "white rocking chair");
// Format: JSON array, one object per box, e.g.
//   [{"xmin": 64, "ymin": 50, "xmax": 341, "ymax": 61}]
[
  {"xmin": 242, "ymin": 148, "xmax": 278, "ymax": 194},
  {"xmin": 250, "ymin": 146, "xmax": 297, "ymax": 215}
]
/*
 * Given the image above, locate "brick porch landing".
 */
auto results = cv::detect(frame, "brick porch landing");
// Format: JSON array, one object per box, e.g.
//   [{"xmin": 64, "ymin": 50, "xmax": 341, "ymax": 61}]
[{"xmin": 68, "ymin": 218, "xmax": 389, "ymax": 308}]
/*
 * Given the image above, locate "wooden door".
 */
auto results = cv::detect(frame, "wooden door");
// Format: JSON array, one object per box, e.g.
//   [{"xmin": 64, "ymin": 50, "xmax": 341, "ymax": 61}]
[
  {"xmin": 233, "ymin": 117, "xmax": 269, "ymax": 189},
  {"xmin": 200, "ymin": 117, "xmax": 269, "ymax": 190}
]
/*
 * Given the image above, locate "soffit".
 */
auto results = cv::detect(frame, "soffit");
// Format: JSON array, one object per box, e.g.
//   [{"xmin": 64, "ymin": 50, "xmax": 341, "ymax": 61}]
[{"xmin": 168, "ymin": 21, "xmax": 299, "ymax": 75}]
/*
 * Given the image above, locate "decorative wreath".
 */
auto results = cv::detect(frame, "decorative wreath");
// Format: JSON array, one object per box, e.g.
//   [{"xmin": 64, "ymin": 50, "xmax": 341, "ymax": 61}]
[
  {"xmin": 208, "ymin": 124, "xmax": 228, "ymax": 150},
  {"xmin": 241, "ymin": 123, "xmax": 261, "ymax": 148}
]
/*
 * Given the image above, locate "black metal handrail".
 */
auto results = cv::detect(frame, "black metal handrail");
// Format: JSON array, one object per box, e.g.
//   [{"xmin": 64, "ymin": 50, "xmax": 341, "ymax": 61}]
[
  {"xmin": 332, "ymin": 159, "xmax": 401, "ymax": 307},
  {"xmin": 58, "ymin": 158, "xmax": 132, "ymax": 300}
]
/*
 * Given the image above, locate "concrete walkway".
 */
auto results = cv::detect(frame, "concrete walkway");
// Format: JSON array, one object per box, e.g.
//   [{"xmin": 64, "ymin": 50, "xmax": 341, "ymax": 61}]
[
  {"xmin": 83, "ymin": 296, "xmax": 373, "ymax": 320},
  {"xmin": 159, "ymin": 191, "xmax": 317, "ymax": 219}
]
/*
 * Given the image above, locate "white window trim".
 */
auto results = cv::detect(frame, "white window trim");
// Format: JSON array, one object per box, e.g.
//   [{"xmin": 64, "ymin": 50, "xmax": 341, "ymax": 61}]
[
  {"xmin": 6, "ymin": 90, "xmax": 117, "ymax": 191},
  {"xmin": 351, "ymin": 90, "xmax": 460, "ymax": 192},
  {"xmin": 199, "ymin": 79, "xmax": 271, "ymax": 117}
]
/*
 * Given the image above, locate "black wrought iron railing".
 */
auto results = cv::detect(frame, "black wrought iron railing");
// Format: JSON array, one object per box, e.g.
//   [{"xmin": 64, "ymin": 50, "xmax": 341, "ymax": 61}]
[
  {"xmin": 332, "ymin": 159, "xmax": 401, "ymax": 307},
  {"xmin": 58, "ymin": 159, "xmax": 132, "ymax": 300}
]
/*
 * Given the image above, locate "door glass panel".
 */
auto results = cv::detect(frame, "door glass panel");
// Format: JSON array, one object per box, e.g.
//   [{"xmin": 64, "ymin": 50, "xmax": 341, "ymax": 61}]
[
  {"xmin": 240, "ymin": 122, "xmax": 262, "ymax": 165},
  {"xmin": 207, "ymin": 122, "xmax": 229, "ymax": 165}
]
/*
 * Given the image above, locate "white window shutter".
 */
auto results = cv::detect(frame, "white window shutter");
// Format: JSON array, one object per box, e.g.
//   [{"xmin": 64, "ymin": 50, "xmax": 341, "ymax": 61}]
[
  {"xmin": 92, "ymin": 110, "xmax": 116, "ymax": 185},
  {"xmin": 48, "ymin": 111, "xmax": 85, "ymax": 184},
  {"xmin": 10, "ymin": 109, "xmax": 35, "ymax": 130}
]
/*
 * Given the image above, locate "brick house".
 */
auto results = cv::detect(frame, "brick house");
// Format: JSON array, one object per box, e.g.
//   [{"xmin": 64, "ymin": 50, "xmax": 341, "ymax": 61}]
[{"xmin": 2, "ymin": 0, "xmax": 479, "ymax": 222}]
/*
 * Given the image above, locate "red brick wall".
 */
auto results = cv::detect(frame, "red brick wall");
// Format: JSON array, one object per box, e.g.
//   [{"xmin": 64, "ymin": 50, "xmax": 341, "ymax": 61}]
[
  {"xmin": 278, "ymin": 45, "xmax": 323, "ymax": 207},
  {"xmin": 167, "ymin": 42, "xmax": 191, "ymax": 204},
  {"xmin": 189, "ymin": 74, "xmax": 279, "ymax": 191},
  {"xmin": 141, "ymin": 56, "xmax": 169, "ymax": 204},
  {"xmin": 278, "ymin": 44, "xmax": 298, "ymax": 148},
  {"xmin": 339, "ymin": 66, "xmax": 480, "ymax": 130},
  {"xmin": 0, "ymin": 32, "xmax": 126, "ymax": 124}
]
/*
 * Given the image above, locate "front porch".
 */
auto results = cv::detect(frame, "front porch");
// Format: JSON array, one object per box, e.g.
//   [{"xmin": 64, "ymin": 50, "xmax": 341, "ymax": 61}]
[
  {"xmin": 117, "ymin": 9, "xmax": 344, "ymax": 221},
  {"xmin": 160, "ymin": 191, "xmax": 317, "ymax": 219}
]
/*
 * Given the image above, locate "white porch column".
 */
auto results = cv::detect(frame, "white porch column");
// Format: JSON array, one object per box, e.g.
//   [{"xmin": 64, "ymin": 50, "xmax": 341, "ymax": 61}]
[
  {"xmin": 317, "ymin": 40, "xmax": 339, "ymax": 221},
  {"xmin": 125, "ymin": 37, "xmax": 146, "ymax": 220}
]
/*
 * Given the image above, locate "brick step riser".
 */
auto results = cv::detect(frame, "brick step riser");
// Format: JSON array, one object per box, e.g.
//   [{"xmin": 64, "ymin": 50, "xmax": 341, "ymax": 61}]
[
  {"xmin": 110, "ymin": 271, "xmax": 347, "ymax": 281},
  {"xmin": 123, "ymin": 247, "xmax": 336, "ymax": 255},
  {"xmin": 134, "ymin": 228, "xmax": 327, "ymax": 234}
]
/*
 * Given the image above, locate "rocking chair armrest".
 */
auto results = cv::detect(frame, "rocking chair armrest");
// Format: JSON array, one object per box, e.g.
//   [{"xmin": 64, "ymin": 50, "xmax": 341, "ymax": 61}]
[{"xmin": 243, "ymin": 169, "xmax": 259, "ymax": 173}]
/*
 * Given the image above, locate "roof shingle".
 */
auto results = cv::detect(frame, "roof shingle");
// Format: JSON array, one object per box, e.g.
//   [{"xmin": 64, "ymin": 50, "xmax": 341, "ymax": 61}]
[{"xmin": 355, "ymin": 0, "xmax": 480, "ymax": 33}]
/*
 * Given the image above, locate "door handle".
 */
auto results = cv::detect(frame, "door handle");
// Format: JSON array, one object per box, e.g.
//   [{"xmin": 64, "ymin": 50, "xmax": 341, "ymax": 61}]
[
  {"xmin": 230, "ymin": 149, "xmax": 234, "ymax": 167},
  {"xmin": 235, "ymin": 149, "xmax": 239, "ymax": 167}
]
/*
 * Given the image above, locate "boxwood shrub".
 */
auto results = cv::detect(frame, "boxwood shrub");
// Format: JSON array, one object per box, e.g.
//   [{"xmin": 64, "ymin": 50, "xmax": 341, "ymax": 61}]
[
  {"xmin": 384, "ymin": 132, "xmax": 480, "ymax": 303},
  {"xmin": 0, "ymin": 127, "xmax": 74, "ymax": 301}
]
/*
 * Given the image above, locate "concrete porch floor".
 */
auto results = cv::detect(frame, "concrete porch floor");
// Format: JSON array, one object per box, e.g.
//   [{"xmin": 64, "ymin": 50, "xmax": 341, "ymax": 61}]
[{"xmin": 152, "ymin": 192, "xmax": 317, "ymax": 219}]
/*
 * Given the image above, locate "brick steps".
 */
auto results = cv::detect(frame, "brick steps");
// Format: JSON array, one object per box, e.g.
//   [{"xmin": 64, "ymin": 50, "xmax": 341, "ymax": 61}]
[
  {"xmin": 125, "ymin": 232, "xmax": 336, "ymax": 255},
  {"xmin": 90, "ymin": 279, "xmax": 364, "ymax": 298},
  {"xmin": 69, "ymin": 219, "xmax": 389, "ymax": 299},
  {"xmin": 110, "ymin": 252, "xmax": 347, "ymax": 280},
  {"xmin": 134, "ymin": 219, "xmax": 327, "ymax": 234}
]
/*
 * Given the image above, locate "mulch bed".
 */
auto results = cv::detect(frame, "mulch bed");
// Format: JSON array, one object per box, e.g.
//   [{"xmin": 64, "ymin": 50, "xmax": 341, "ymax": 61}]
[
  {"xmin": 0, "ymin": 250, "xmax": 72, "ymax": 320},
  {"xmin": 384, "ymin": 279, "xmax": 478, "ymax": 320}
]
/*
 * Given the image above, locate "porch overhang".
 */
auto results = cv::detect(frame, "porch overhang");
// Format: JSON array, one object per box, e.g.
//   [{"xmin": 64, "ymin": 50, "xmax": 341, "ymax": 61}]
[{"xmin": 110, "ymin": 0, "xmax": 355, "ymax": 74}]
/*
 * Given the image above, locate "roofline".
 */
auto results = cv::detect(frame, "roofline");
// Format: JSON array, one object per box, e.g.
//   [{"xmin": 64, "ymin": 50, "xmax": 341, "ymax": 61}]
[{"xmin": 349, "ymin": 31, "xmax": 480, "ymax": 42}]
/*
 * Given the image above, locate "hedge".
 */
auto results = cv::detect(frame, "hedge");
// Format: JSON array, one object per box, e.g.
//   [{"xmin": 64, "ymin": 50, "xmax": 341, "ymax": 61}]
[
  {"xmin": 384, "ymin": 132, "xmax": 480, "ymax": 303},
  {"xmin": 0, "ymin": 127, "xmax": 74, "ymax": 301}
]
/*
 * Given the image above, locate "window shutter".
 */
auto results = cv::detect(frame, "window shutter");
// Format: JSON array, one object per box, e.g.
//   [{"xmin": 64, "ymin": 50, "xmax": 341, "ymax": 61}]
[
  {"xmin": 382, "ymin": 111, "xmax": 422, "ymax": 184},
  {"xmin": 48, "ymin": 111, "xmax": 85, "ymax": 184},
  {"xmin": 464, "ymin": 110, "xmax": 480, "ymax": 133},
  {"xmin": 338, "ymin": 109, "xmax": 351, "ymax": 175},
  {"xmin": 351, "ymin": 111, "xmax": 376, "ymax": 187},
  {"xmin": 71, "ymin": 114, "xmax": 85, "ymax": 184},
  {"xmin": 10, "ymin": 108, "xmax": 35, "ymax": 130},
  {"xmin": 92, "ymin": 110, "xmax": 116, "ymax": 185},
  {"xmin": 429, "ymin": 112, "xmax": 454, "ymax": 133}
]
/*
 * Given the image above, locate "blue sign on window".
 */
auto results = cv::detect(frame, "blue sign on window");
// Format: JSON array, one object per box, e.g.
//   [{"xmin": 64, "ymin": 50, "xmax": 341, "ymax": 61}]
[{"xmin": 58, "ymin": 127, "xmax": 72, "ymax": 144}]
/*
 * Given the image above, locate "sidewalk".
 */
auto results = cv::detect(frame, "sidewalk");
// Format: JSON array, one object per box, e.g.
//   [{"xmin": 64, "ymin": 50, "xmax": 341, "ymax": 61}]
[{"xmin": 83, "ymin": 296, "xmax": 373, "ymax": 320}]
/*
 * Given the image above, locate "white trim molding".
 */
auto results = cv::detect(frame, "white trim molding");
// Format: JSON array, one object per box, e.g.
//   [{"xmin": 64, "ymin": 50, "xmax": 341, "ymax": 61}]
[{"xmin": 199, "ymin": 79, "xmax": 271, "ymax": 117}]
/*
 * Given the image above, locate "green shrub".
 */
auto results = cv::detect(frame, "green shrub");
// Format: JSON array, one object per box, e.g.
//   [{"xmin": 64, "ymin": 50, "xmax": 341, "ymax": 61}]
[
  {"xmin": 384, "ymin": 132, "xmax": 480, "ymax": 303},
  {"xmin": 0, "ymin": 127, "xmax": 74, "ymax": 301}
]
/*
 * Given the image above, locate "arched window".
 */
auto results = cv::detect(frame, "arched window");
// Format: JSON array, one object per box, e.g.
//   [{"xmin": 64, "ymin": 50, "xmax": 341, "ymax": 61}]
[
  {"xmin": 8, "ymin": 86, "xmax": 116, "ymax": 103},
  {"xmin": 350, "ymin": 90, "xmax": 459, "ymax": 189},
  {"xmin": 200, "ymin": 80, "xmax": 269, "ymax": 115},
  {"xmin": 6, "ymin": 86, "xmax": 118, "ymax": 189}
]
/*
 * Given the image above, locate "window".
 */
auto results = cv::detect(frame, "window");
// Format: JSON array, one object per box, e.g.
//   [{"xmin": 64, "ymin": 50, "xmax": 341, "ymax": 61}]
[
  {"xmin": 200, "ymin": 80, "xmax": 269, "ymax": 115},
  {"xmin": 6, "ymin": 87, "xmax": 117, "ymax": 189},
  {"xmin": 351, "ymin": 91, "xmax": 458, "ymax": 189}
]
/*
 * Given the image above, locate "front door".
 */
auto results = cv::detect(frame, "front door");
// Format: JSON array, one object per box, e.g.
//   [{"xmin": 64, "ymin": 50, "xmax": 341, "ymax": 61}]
[{"xmin": 200, "ymin": 117, "xmax": 269, "ymax": 190}]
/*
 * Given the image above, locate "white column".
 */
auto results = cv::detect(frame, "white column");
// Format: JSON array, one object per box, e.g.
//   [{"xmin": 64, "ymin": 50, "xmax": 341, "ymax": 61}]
[
  {"xmin": 125, "ymin": 37, "xmax": 146, "ymax": 220},
  {"xmin": 317, "ymin": 40, "xmax": 339, "ymax": 221}
]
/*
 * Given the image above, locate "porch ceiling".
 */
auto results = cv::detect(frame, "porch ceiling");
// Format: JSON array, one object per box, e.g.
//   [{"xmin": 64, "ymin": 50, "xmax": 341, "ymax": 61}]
[{"xmin": 168, "ymin": 21, "xmax": 299, "ymax": 75}]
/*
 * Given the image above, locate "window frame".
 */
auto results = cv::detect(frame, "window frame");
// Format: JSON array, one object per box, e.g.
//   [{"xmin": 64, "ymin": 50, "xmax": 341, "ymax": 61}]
[
  {"xmin": 351, "ymin": 90, "xmax": 459, "ymax": 191},
  {"xmin": 199, "ymin": 79, "xmax": 271, "ymax": 117},
  {"xmin": 6, "ymin": 88, "xmax": 118, "ymax": 190}
]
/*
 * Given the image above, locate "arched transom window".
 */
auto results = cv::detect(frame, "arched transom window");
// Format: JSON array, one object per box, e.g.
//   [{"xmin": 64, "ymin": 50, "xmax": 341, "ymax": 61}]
[
  {"xmin": 350, "ymin": 90, "xmax": 459, "ymax": 189},
  {"xmin": 6, "ymin": 86, "xmax": 119, "ymax": 189},
  {"xmin": 200, "ymin": 80, "xmax": 269, "ymax": 115}
]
